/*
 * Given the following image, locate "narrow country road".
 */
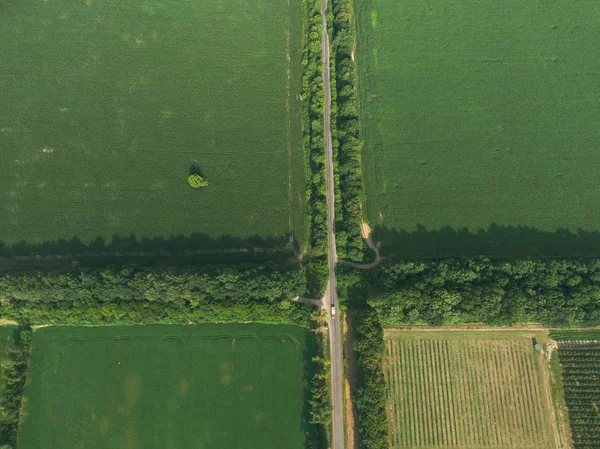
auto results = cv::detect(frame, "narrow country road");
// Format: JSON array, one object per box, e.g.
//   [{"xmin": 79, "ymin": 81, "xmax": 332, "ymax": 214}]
[{"xmin": 320, "ymin": 2, "xmax": 345, "ymax": 449}]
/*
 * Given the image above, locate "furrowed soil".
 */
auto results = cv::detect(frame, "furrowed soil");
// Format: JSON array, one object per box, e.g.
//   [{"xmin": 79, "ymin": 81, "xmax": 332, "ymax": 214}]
[
  {"xmin": 355, "ymin": 0, "xmax": 600, "ymax": 256},
  {"xmin": 1, "ymin": 0, "xmax": 306, "ymax": 253},
  {"xmin": 383, "ymin": 330, "xmax": 564, "ymax": 449},
  {"xmin": 17, "ymin": 324, "xmax": 317, "ymax": 449}
]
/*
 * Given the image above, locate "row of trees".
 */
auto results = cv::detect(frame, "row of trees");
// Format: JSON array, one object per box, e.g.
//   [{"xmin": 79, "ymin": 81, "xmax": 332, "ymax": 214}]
[
  {"xmin": 330, "ymin": 0, "xmax": 365, "ymax": 261},
  {"xmin": 336, "ymin": 267, "xmax": 388, "ymax": 449},
  {"xmin": 308, "ymin": 328, "xmax": 332, "ymax": 447},
  {"xmin": 302, "ymin": 0, "xmax": 329, "ymax": 296},
  {"xmin": 352, "ymin": 309, "xmax": 388, "ymax": 449},
  {"xmin": 367, "ymin": 258, "xmax": 600, "ymax": 326},
  {"xmin": 0, "ymin": 328, "xmax": 31, "ymax": 449},
  {"xmin": 0, "ymin": 263, "xmax": 316, "ymax": 326}
]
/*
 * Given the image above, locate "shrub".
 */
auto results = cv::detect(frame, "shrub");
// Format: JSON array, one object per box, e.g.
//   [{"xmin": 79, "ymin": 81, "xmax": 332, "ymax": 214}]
[{"xmin": 188, "ymin": 173, "xmax": 208, "ymax": 188}]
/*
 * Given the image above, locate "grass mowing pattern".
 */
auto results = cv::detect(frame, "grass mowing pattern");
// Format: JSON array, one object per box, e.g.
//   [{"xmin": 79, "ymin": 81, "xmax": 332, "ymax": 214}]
[
  {"xmin": 555, "ymin": 339, "xmax": 600, "ymax": 448},
  {"xmin": 18, "ymin": 324, "xmax": 316, "ymax": 449},
  {"xmin": 1, "ymin": 0, "xmax": 306, "ymax": 250},
  {"xmin": 355, "ymin": 0, "xmax": 600, "ymax": 252},
  {"xmin": 383, "ymin": 331, "xmax": 558, "ymax": 449}
]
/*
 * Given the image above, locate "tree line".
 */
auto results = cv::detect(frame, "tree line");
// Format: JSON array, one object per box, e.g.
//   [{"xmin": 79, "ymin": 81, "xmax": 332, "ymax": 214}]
[
  {"xmin": 367, "ymin": 258, "xmax": 600, "ymax": 327},
  {"xmin": 0, "ymin": 263, "xmax": 316, "ymax": 326},
  {"xmin": 330, "ymin": 0, "xmax": 365, "ymax": 262},
  {"xmin": 0, "ymin": 327, "xmax": 31, "ymax": 449},
  {"xmin": 308, "ymin": 327, "xmax": 332, "ymax": 448},
  {"xmin": 337, "ymin": 266, "xmax": 388, "ymax": 449},
  {"xmin": 302, "ymin": 0, "xmax": 329, "ymax": 296},
  {"xmin": 352, "ymin": 308, "xmax": 388, "ymax": 449}
]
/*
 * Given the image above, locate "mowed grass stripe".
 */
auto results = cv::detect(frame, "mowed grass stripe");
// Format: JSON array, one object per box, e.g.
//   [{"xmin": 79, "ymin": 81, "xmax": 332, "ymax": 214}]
[
  {"xmin": 467, "ymin": 341, "xmax": 486, "ymax": 446},
  {"xmin": 513, "ymin": 341, "xmax": 537, "ymax": 444},
  {"xmin": 422, "ymin": 340, "xmax": 437, "ymax": 446},
  {"xmin": 511, "ymin": 342, "xmax": 536, "ymax": 441},
  {"xmin": 460, "ymin": 340, "xmax": 478, "ymax": 446},
  {"xmin": 519, "ymin": 343, "xmax": 542, "ymax": 442},
  {"xmin": 432, "ymin": 339, "xmax": 449, "ymax": 447},
  {"xmin": 411, "ymin": 340, "xmax": 425, "ymax": 446},
  {"xmin": 523, "ymin": 343, "xmax": 549, "ymax": 446},
  {"xmin": 441, "ymin": 339, "xmax": 458, "ymax": 448},
  {"xmin": 385, "ymin": 340, "xmax": 399, "ymax": 447},
  {"xmin": 503, "ymin": 342, "xmax": 524, "ymax": 443},
  {"xmin": 490, "ymin": 341, "xmax": 512, "ymax": 446},
  {"xmin": 474, "ymin": 342, "xmax": 495, "ymax": 447},
  {"xmin": 406, "ymin": 340, "xmax": 419, "ymax": 447},
  {"xmin": 495, "ymin": 342, "xmax": 515, "ymax": 444}
]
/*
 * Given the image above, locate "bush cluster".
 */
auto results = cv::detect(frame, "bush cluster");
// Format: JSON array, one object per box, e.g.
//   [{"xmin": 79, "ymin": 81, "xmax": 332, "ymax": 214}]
[
  {"xmin": 188, "ymin": 173, "xmax": 208, "ymax": 188},
  {"xmin": 368, "ymin": 258, "xmax": 600, "ymax": 327},
  {"xmin": 330, "ymin": 0, "xmax": 365, "ymax": 261}
]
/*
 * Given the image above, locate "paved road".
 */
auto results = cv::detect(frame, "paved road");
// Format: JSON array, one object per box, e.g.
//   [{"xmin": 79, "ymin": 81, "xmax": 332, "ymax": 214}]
[{"xmin": 320, "ymin": 2, "xmax": 345, "ymax": 449}]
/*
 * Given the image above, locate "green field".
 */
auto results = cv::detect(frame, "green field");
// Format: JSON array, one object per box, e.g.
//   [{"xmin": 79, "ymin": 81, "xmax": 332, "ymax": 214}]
[
  {"xmin": 1, "ymin": 0, "xmax": 306, "ymax": 253},
  {"xmin": 18, "ymin": 324, "xmax": 316, "ymax": 449},
  {"xmin": 383, "ymin": 330, "xmax": 563, "ymax": 449},
  {"xmin": 355, "ymin": 0, "xmax": 600, "ymax": 256}
]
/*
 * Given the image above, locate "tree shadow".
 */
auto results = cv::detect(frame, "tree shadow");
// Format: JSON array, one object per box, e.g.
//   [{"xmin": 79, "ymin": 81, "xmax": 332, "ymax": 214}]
[
  {"xmin": 0, "ymin": 232, "xmax": 298, "ymax": 272},
  {"xmin": 189, "ymin": 162, "xmax": 205, "ymax": 177},
  {"xmin": 372, "ymin": 223, "xmax": 600, "ymax": 259}
]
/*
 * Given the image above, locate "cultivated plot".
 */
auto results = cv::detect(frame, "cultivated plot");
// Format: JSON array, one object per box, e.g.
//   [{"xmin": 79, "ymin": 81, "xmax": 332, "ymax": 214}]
[
  {"xmin": 383, "ymin": 330, "xmax": 562, "ymax": 449},
  {"xmin": 1, "ymin": 0, "xmax": 306, "ymax": 253},
  {"xmin": 552, "ymin": 331, "xmax": 600, "ymax": 449},
  {"xmin": 18, "ymin": 324, "xmax": 316, "ymax": 449},
  {"xmin": 355, "ymin": 0, "xmax": 600, "ymax": 256}
]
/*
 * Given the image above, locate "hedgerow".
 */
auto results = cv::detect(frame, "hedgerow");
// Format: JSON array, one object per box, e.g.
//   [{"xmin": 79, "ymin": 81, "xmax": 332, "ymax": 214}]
[
  {"xmin": 0, "ymin": 263, "xmax": 314, "ymax": 326},
  {"xmin": 330, "ymin": 0, "xmax": 365, "ymax": 261},
  {"xmin": 0, "ymin": 327, "xmax": 31, "ymax": 449},
  {"xmin": 368, "ymin": 258, "xmax": 600, "ymax": 327},
  {"xmin": 302, "ymin": 0, "xmax": 329, "ymax": 295}
]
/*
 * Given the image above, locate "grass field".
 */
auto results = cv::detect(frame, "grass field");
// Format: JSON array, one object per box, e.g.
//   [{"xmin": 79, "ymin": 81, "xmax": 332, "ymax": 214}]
[
  {"xmin": 552, "ymin": 332, "xmax": 600, "ymax": 449},
  {"xmin": 355, "ymin": 0, "xmax": 600, "ymax": 255},
  {"xmin": 18, "ymin": 324, "xmax": 316, "ymax": 449},
  {"xmin": 383, "ymin": 330, "xmax": 562, "ymax": 449},
  {"xmin": 1, "ymin": 0, "xmax": 306, "ymax": 253}
]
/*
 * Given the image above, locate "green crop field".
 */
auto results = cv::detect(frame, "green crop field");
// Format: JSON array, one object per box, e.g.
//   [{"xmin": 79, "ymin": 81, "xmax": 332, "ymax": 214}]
[
  {"xmin": 355, "ymin": 0, "xmax": 600, "ymax": 256},
  {"xmin": 18, "ymin": 324, "xmax": 316, "ymax": 449},
  {"xmin": 383, "ymin": 330, "xmax": 563, "ymax": 449},
  {"xmin": 1, "ymin": 0, "xmax": 306, "ymax": 254}
]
